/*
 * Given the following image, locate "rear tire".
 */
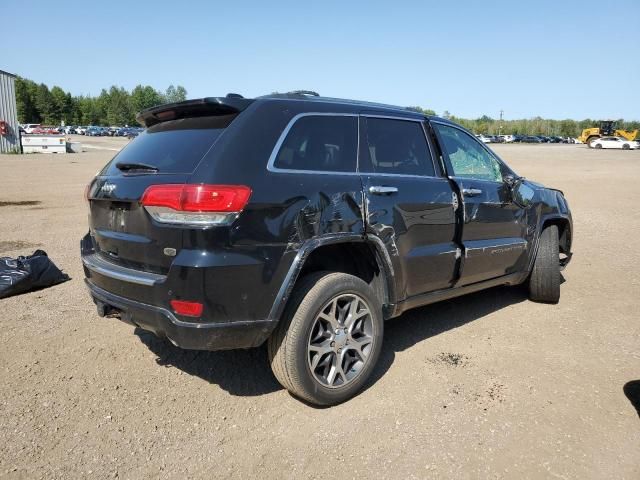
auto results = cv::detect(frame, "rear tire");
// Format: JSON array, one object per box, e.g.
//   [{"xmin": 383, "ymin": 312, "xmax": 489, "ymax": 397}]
[
  {"xmin": 268, "ymin": 272, "xmax": 383, "ymax": 406},
  {"xmin": 528, "ymin": 225, "xmax": 560, "ymax": 303},
  {"xmin": 594, "ymin": 143, "xmax": 602, "ymax": 149},
  {"xmin": 622, "ymin": 144, "xmax": 630, "ymax": 150}
]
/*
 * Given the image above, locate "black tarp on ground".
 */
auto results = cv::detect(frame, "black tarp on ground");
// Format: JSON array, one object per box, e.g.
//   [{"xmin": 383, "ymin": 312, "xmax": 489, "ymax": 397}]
[{"xmin": 0, "ymin": 250, "xmax": 70, "ymax": 299}]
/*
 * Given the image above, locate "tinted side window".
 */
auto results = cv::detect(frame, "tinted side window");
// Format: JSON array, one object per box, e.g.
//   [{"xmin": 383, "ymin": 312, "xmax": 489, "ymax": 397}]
[
  {"xmin": 273, "ymin": 115, "xmax": 357, "ymax": 172},
  {"xmin": 434, "ymin": 124, "xmax": 503, "ymax": 182},
  {"xmin": 362, "ymin": 118, "xmax": 435, "ymax": 176}
]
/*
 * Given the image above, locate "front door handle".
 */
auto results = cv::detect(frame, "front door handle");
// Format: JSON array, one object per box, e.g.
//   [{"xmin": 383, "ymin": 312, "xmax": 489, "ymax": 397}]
[
  {"xmin": 369, "ymin": 186, "xmax": 398, "ymax": 195},
  {"xmin": 462, "ymin": 188, "xmax": 483, "ymax": 197}
]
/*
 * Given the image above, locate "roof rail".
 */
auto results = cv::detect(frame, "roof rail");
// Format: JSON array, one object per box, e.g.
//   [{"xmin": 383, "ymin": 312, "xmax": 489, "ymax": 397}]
[{"xmin": 287, "ymin": 90, "xmax": 319, "ymax": 96}]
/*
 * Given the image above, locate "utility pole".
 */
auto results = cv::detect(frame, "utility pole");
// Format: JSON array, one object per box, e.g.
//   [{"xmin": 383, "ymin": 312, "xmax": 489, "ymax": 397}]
[{"xmin": 499, "ymin": 109, "xmax": 504, "ymax": 136}]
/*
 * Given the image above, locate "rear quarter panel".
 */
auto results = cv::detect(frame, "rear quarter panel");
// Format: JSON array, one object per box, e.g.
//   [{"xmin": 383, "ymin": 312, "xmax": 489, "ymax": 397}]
[{"xmin": 189, "ymin": 100, "xmax": 365, "ymax": 322}]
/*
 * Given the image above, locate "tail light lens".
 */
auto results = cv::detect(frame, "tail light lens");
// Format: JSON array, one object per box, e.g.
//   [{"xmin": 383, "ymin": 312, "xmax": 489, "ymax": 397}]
[
  {"xmin": 170, "ymin": 300, "xmax": 203, "ymax": 317},
  {"xmin": 141, "ymin": 184, "xmax": 251, "ymax": 226}
]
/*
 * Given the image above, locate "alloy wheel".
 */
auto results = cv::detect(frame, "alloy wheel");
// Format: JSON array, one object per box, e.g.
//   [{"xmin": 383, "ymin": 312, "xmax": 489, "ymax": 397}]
[{"xmin": 307, "ymin": 294, "xmax": 374, "ymax": 388}]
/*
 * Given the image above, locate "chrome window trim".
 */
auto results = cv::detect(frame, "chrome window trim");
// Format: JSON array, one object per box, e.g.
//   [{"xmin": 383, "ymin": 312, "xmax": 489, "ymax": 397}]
[
  {"xmin": 266, "ymin": 111, "xmax": 443, "ymax": 180},
  {"xmin": 266, "ymin": 112, "xmax": 360, "ymax": 176},
  {"xmin": 360, "ymin": 113, "xmax": 425, "ymax": 122}
]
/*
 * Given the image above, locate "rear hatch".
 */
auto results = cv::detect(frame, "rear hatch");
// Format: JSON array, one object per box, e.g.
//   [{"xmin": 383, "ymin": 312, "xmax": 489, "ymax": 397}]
[{"xmin": 87, "ymin": 108, "xmax": 243, "ymax": 274}]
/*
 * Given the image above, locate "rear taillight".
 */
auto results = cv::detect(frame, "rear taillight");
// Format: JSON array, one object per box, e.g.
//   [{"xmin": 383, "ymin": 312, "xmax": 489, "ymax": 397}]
[
  {"xmin": 170, "ymin": 300, "xmax": 203, "ymax": 317},
  {"xmin": 141, "ymin": 184, "xmax": 251, "ymax": 226}
]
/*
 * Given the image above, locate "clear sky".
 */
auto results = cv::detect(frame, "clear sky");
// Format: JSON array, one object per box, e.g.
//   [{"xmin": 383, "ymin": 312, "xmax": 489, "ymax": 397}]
[{"xmin": 2, "ymin": 0, "xmax": 638, "ymax": 120}]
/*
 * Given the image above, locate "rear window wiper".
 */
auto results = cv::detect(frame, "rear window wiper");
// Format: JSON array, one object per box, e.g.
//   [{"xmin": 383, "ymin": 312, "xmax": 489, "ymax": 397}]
[{"xmin": 115, "ymin": 162, "xmax": 159, "ymax": 173}]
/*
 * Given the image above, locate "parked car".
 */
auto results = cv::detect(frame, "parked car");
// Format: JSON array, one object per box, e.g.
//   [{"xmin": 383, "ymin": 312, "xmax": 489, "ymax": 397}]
[
  {"xmin": 126, "ymin": 127, "xmax": 143, "ymax": 138},
  {"xmin": 81, "ymin": 93, "xmax": 573, "ymax": 405},
  {"xmin": 32, "ymin": 126, "xmax": 60, "ymax": 134},
  {"xmin": 21, "ymin": 124, "xmax": 41, "ymax": 134},
  {"xmin": 77, "ymin": 126, "xmax": 88, "ymax": 135},
  {"xmin": 590, "ymin": 136, "xmax": 639, "ymax": 150},
  {"xmin": 64, "ymin": 125, "xmax": 77, "ymax": 134},
  {"xmin": 113, "ymin": 127, "xmax": 139, "ymax": 137},
  {"xmin": 85, "ymin": 126, "xmax": 102, "ymax": 136},
  {"xmin": 475, "ymin": 134, "xmax": 492, "ymax": 143},
  {"xmin": 522, "ymin": 136, "xmax": 543, "ymax": 143},
  {"xmin": 501, "ymin": 135, "xmax": 516, "ymax": 143}
]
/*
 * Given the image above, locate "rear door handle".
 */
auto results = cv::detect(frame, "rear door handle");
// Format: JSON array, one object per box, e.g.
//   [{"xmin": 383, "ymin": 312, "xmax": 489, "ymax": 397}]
[
  {"xmin": 462, "ymin": 188, "xmax": 483, "ymax": 197},
  {"xmin": 369, "ymin": 186, "xmax": 398, "ymax": 195}
]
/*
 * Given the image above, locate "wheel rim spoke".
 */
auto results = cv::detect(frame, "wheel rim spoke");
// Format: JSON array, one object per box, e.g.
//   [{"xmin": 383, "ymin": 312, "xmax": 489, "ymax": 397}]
[
  {"xmin": 345, "ymin": 299, "xmax": 370, "ymax": 330},
  {"xmin": 348, "ymin": 336, "xmax": 372, "ymax": 357},
  {"xmin": 317, "ymin": 299, "xmax": 339, "ymax": 329},
  {"xmin": 307, "ymin": 293, "xmax": 374, "ymax": 389}
]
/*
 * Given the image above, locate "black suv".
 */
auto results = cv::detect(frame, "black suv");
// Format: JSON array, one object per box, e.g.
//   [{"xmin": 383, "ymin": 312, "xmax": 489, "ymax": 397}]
[{"xmin": 81, "ymin": 92, "xmax": 573, "ymax": 405}]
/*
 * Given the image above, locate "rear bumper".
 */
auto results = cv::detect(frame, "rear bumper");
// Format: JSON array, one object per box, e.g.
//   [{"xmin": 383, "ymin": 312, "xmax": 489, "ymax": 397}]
[
  {"xmin": 85, "ymin": 280, "xmax": 276, "ymax": 351},
  {"xmin": 81, "ymin": 231, "xmax": 291, "ymax": 330}
]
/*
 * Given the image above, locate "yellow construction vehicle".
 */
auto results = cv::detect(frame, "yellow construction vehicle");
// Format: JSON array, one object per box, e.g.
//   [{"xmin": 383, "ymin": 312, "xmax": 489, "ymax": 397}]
[{"xmin": 579, "ymin": 121, "xmax": 638, "ymax": 147}]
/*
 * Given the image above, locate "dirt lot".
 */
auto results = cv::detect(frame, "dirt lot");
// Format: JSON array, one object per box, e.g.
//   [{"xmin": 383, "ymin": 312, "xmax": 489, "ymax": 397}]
[{"xmin": 0, "ymin": 142, "xmax": 639, "ymax": 479}]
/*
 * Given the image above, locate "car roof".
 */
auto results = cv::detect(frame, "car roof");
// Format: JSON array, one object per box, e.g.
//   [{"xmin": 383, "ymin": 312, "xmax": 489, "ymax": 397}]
[
  {"xmin": 258, "ymin": 93, "xmax": 460, "ymax": 126},
  {"xmin": 137, "ymin": 92, "xmax": 456, "ymax": 127},
  {"xmin": 258, "ymin": 92, "xmax": 431, "ymax": 116}
]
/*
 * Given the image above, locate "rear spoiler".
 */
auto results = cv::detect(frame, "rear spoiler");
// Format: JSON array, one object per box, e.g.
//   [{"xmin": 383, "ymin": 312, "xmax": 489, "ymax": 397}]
[{"xmin": 136, "ymin": 96, "xmax": 254, "ymax": 127}]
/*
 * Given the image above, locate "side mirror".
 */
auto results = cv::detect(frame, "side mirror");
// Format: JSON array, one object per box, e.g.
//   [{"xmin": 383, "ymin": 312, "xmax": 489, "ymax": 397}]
[
  {"xmin": 507, "ymin": 176, "xmax": 534, "ymax": 208},
  {"xmin": 503, "ymin": 174, "xmax": 517, "ymax": 187}
]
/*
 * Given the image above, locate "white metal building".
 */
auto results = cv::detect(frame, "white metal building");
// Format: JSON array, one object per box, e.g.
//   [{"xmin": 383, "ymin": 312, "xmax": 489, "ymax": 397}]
[{"xmin": 0, "ymin": 69, "xmax": 20, "ymax": 153}]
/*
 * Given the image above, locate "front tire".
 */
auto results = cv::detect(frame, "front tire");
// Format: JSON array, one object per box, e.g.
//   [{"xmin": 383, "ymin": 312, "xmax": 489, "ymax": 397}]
[
  {"xmin": 528, "ymin": 225, "xmax": 560, "ymax": 303},
  {"xmin": 595, "ymin": 143, "xmax": 602, "ymax": 149},
  {"xmin": 622, "ymin": 144, "xmax": 630, "ymax": 150},
  {"xmin": 268, "ymin": 272, "xmax": 383, "ymax": 406}
]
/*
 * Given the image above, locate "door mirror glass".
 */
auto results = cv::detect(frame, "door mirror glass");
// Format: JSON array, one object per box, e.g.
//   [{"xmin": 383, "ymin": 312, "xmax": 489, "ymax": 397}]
[{"xmin": 512, "ymin": 181, "xmax": 535, "ymax": 207}]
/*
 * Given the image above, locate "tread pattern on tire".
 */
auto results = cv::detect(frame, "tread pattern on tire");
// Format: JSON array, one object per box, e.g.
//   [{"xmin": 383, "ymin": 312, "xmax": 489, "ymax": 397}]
[
  {"xmin": 268, "ymin": 272, "xmax": 333, "ymax": 403},
  {"xmin": 268, "ymin": 271, "xmax": 381, "ymax": 405},
  {"xmin": 528, "ymin": 225, "xmax": 560, "ymax": 303}
]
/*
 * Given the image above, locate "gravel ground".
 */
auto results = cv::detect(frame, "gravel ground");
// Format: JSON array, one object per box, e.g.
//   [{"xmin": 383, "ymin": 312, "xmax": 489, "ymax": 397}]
[{"xmin": 0, "ymin": 143, "xmax": 638, "ymax": 479}]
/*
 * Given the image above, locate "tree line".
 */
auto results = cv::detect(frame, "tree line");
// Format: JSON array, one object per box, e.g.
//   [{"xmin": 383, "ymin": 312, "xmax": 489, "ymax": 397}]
[
  {"xmin": 15, "ymin": 77, "xmax": 639, "ymax": 137},
  {"xmin": 15, "ymin": 77, "xmax": 187, "ymax": 127},
  {"xmin": 407, "ymin": 107, "xmax": 640, "ymax": 138}
]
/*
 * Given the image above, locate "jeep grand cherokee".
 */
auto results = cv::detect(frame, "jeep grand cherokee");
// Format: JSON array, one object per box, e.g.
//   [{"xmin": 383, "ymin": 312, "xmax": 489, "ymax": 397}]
[{"xmin": 81, "ymin": 91, "xmax": 573, "ymax": 405}]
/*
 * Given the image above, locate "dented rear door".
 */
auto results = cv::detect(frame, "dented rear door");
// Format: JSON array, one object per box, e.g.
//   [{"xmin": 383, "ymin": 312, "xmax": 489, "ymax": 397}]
[{"xmin": 359, "ymin": 115, "xmax": 458, "ymax": 299}]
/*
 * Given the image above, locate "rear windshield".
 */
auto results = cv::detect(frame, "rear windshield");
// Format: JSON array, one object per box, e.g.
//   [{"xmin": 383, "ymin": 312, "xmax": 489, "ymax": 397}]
[{"xmin": 103, "ymin": 114, "xmax": 236, "ymax": 175}]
